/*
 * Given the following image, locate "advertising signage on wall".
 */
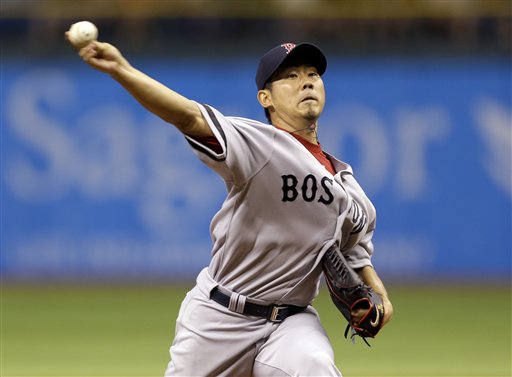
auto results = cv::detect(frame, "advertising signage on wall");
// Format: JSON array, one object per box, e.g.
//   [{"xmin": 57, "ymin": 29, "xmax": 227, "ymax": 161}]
[{"xmin": 2, "ymin": 58, "xmax": 510, "ymax": 281}]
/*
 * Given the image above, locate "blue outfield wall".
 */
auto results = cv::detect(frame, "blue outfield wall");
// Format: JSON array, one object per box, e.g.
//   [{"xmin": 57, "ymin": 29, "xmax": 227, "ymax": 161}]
[{"xmin": 1, "ymin": 56, "xmax": 511, "ymax": 281}]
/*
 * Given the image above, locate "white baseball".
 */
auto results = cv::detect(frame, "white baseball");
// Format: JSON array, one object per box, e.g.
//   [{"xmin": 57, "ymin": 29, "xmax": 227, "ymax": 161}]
[{"xmin": 68, "ymin": 21, "xmax": 98, "ymax": 48}]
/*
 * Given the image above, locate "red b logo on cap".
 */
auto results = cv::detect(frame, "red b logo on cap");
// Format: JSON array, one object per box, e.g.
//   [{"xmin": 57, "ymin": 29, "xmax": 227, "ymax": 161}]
[{"xmin": 281, "ymin": 43, "xmax": 296, "ymax": 54}]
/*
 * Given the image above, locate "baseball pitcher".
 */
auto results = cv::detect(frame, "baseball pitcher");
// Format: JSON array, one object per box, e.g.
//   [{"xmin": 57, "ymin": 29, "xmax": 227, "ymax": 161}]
[{"xmin": 66, "ymin": 32, "xmax": 393, "ymax": 376}]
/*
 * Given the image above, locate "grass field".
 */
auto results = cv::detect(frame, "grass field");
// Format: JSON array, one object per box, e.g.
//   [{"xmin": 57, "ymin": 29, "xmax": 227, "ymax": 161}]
[{"xmin": 1, "ymin": 283, "xmax": 511, "ymax": 377}]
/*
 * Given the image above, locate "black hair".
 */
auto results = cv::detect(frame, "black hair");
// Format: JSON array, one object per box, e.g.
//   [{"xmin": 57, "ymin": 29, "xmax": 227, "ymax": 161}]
[
  {"xmin": 264, "ymin": 108, "xmax": 271, "ymax": 124},
  {"xmin": 263, "ymin": 81, "xmax": 272, "ymax": 124}
]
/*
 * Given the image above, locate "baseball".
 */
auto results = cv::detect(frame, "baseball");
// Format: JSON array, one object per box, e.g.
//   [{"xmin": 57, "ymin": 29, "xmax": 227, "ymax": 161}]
[{"xmin": 67, "ymin": 21, "xmax": 98, "ymax": 48}]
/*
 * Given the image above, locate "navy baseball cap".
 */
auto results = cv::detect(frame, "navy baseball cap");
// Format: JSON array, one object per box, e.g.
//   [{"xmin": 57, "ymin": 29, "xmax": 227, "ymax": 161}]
[{"xmin": 256, "ymin": 42, "xmax": 327, "ymax": 90}]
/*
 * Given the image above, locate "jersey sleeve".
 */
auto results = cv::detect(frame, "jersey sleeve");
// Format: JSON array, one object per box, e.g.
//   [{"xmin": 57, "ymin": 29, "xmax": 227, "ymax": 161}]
[
  {"xmin": 335, "ymin": 171, "xmax": 376, "ymax": 270},
  {"xmin": 184, "ymin": 102, "xmax": 274, "ymax": 185},
  {"xmin": 343, "ymin": 220, "xmax": 375, "ymax": 269}
]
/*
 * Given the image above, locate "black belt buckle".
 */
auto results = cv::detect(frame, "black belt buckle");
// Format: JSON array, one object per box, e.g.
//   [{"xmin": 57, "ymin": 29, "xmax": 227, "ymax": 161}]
[{"xmin": 268, "ymin": 305, "xmax": 288, "ymax": 323}]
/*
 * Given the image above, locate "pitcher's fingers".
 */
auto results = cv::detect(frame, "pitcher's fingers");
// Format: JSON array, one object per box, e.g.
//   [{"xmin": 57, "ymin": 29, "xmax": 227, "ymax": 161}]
[{"xmin": 79, "ymin": 43, "xmax": 98, "ymax": 60}]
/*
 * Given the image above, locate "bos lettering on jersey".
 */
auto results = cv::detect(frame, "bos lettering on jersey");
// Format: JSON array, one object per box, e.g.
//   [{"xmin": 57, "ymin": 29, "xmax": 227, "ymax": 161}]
[{"xmin": 281, "ymin": 174, "xmax": 334, "ymax": 204}]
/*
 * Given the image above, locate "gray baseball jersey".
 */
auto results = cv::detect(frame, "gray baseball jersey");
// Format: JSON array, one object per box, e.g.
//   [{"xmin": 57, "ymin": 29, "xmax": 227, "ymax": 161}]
[{"xmin": 165, "ymin": 102, "xmax": 376, "ymax": 376}]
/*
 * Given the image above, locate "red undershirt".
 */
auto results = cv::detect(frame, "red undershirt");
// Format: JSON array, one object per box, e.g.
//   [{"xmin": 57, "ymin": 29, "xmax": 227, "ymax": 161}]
[
  {"xmin": 284, "ymin": 131, "xmax": 336, "ymax": 175},
  {"xmin": 192, "ymin": 129, "xmax": 336, "ymax": 176}
]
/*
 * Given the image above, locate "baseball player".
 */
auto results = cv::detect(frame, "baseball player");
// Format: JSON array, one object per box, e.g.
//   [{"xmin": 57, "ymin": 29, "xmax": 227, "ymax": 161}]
[{"xmin": 68, "ymin": 35, "xmax": 393, "ymax": 376}]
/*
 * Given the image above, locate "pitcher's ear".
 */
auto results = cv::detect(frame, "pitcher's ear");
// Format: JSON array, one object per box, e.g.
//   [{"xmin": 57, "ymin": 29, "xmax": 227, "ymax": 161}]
[{"xmin": 257, "ymin": 89, "xmax": 272, "ymax": 109}]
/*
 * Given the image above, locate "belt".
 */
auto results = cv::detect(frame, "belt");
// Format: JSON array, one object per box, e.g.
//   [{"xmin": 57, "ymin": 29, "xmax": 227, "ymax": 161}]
[{"xmin": 210, "ymin": 287, "xmax": 307, "ymax": 323}]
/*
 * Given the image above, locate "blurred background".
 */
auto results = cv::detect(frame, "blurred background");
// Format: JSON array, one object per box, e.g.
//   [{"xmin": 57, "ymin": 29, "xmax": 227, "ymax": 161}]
[{"xmin": 1, "ymin": 0, "xmax": 511, "ymax": 376}]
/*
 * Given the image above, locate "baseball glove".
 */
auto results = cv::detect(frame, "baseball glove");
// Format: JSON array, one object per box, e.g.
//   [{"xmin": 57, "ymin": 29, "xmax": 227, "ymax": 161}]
[{"xmin": 322, "ymin": 244, "xmax": 384, "ymax": 345}]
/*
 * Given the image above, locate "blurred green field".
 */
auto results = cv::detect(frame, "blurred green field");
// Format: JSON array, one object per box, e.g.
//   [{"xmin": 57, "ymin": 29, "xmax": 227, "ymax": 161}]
[{"xmin": 2, "ymin": 283, "xmax": 510, "ymax": 377}]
